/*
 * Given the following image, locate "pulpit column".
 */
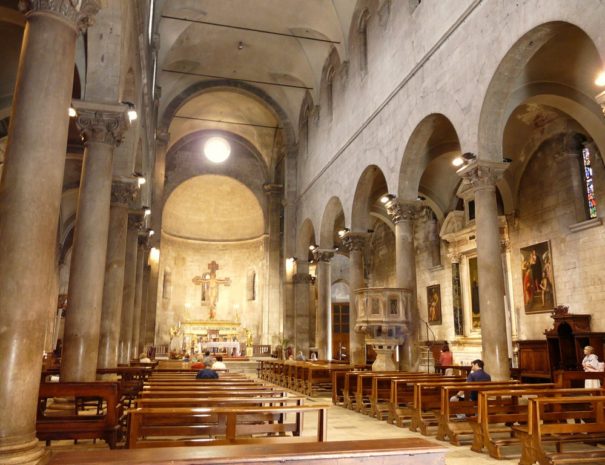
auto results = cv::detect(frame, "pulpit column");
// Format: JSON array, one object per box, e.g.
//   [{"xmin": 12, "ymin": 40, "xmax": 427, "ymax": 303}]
[
  {"xmin": 61, "ymin": 103, "xmax": 127, "ymax": 382},
  {"xmin": 0, "ymin": 2, "xmax": 98, "ymax": 463},
  {"xmin": 384, "ymin": 198, "xmax": 420, "ymax": 371},
  {"xmin": 132, "ymin": 235, "xmax": 148, "ymax": 356},
  {"xmin": 458, "ymin": 160, "xmax": 510, "ymax": 380},
  {"xmin": 97, "ymin": 181, "xmax": 136, "ymax": 369},
  {"xmin": 119, "ymin": 213, "xmax": 143, "ymax": 364},
  {"xmin": 293, "ymin": 262, "xmax": 312, "ymax": 355},
  {"xmin": 342, "ymin": 232, "xmax": 369, "ymax": 365},
  {"xmin": 313, "ymin": 249, "xmax": 334, "ymax": 360}
]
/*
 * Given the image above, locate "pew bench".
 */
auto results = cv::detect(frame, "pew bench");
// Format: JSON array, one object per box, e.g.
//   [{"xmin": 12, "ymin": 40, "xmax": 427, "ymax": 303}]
[
  {"xmin": 46, "ymin": 437, "xmax": 448, "ymax": 465},
  {"xmin": 513, "ymin": 395, "xmax": 605, "ymax": 465},
  {"xmin": 473, "ymin": 387, "xmax": 603, "ymax": 461},
  {"xmin": 127, "ymin": 404, "xmax": 329, "ymax": 448},
  {"xmin": 139, "ymin": 388, "xmax": 287, "ymax": 399},
  {"xmin": 37, "ymin": 382, "xmax": 123, "ymax": 448},
  {"xmin": 135, "ymin": 395, "xmax": 306, "ymax": 409}
]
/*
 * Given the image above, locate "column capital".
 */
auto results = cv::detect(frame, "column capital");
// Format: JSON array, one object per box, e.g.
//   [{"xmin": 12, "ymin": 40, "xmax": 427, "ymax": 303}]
[
  {"xmin": 110, "ymin": 180, "xmax": 137, "ymax": 206},
  {"xmin": 156, "ymin": 128, "xmax": 170, "ymax": 147},
  {"xmin": 446, "ymin": 245, "xmax": 461, "ymax": 264},
  {"xmin": 19, "ymin": 0, "xmax": 99, "ymax": 32},
  {"xmin": 292, "ymin": 273, "xmax": 313, "ymax": 284},
  {"xmin": 341, "ymin": 231, "xmax": 369, "ymax": 252},
  {"xmin": 457, "ymin": 160, "xmax": 509, "ymax": 193},
  {"xmin": 384, "ymin": 197, "xmax": 421, "ymax": 224},
  {"xmin": 127, "ymin": 211, "xmax": 144, "ymax": 230},
  {"xmin": 263, "ymin": 183, "xmax": 283, "ymax": 196},
  {"xmin": 312, "ymin": 249, "xmax": 335, "ymax": 262},
  {"xmin": 74, "ymin": 100, "xmax": 128, "ymax": 146}
]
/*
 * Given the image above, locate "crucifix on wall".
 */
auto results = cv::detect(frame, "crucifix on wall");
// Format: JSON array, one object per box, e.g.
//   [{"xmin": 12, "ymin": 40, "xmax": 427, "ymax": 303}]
[{"xmin": 192, "ymin": 261, "xmax": 231, "ymax": 320}]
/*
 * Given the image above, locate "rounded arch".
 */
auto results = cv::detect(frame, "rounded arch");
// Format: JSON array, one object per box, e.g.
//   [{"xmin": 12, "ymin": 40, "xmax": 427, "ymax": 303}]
[
  {"xmin": 351, "ymin": 165, "xmax": 388, "ymax": 232},
  {"xmin": 297, "ymin": 218, "xmax": 317, "ymax": 260},
  {"xmin": 478, "ymin": 21, "xmax": 604, "ymax": 162},
  {"xmin": 319, "ymin": 196, "xmax": 346, "ymax": 248}
]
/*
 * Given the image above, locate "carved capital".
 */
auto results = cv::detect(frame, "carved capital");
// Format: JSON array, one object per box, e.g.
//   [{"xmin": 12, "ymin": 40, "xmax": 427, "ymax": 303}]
[
  {"xmin": 19, "ymin": 0, "xmax": 99, "ymax": 32},
  {"xmin": 341, "ymin": 232, "xmax": 369, "ymax": 252},
  {"xmin": 446, "ymin": 245, "xmax": 461, "ymax": 264},
  {"xmin": 312, "ymin": 249, "xmax": 334, "ymax": 263},
  {"xmin": 458, "ymin": 160, "xmax": 508, "ymax": 193},
  {"xmin": 292, "ymin": 273, "xmax": 312, "ymax": 284},
  {"xmin": 128, "ymin": 212, "xmax": 144, "ymax": 230},
  {"xmin": 138, "ymin": 233, "xmax": 149, "ymax": 247},
  {"xmin": 74, "ymin": 101, "xmax": 128, "ymax": 146},
  {"xmin": 111, "ymin": 181, "xmax": 137, "ymax": 206},
  {"xmin": 263, "ymin": 183, "xmax": 283, "ymax": 196},
  {"xmin": 156, "ymin": 128, "xmax": 170, "ymax": 147},
  {"xmin": 385, "ymin": 197, "xmax": 420, "ymax": 224},
  {"xmin": 500, "ymin": 238, "xmax": 511, "ymax": 253}
]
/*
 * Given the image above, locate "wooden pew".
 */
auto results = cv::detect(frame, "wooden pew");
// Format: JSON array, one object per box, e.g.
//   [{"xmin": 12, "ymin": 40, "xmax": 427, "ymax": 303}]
[
  {"xmin": 474, "ymin": 387, "xmax": 603, "ymax": 460},
  {"xmin": 37, "ymin": 382, "xmax": 123, "ymax": 448},
  {"xmin": 127, "ymin": 404, "xmax": 329, "ymax": 448},
  {"xmin": 140, "ymin": 388, "xmax": 286, "ymax": 399},
  {"xmin": 436, "ymin": 382, "xmax": 552, "ymax": 445},
  {"xmin": 514, "ymin": 395, "xmax": 605, "ymax": 465},
  {"xmin": 46, "ymin": 437, "xmax": 448, "ymax": 465},
  {"xmin": 331, "ymin": 367, "xmax": 369, "ymax": 405},
  {"xmin": 135, "ymin": 395, "xmax": 306, "ymax": 409}
]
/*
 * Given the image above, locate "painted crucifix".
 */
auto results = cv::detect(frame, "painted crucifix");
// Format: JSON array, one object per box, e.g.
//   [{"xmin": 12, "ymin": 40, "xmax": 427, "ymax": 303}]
[{"xmin": 192, "ymin": 261, "xmax": 231, "ymax": 320}]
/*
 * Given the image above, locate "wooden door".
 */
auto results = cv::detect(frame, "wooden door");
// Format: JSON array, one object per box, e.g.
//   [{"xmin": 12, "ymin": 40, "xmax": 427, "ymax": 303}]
[{"xmin": 332, "ymin": 303, "xmax": 349, "ymax": 361}]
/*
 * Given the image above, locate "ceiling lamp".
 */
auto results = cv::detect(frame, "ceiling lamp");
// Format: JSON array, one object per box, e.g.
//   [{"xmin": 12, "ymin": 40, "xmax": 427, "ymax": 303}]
[{"xmin": 204, "ymin": 136, "xmax": 231, "ymax": 163}]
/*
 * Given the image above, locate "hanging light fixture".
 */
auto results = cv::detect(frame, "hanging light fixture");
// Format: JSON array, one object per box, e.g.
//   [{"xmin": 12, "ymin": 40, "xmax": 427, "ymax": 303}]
[{"xmin": 204, "ymin": 136, "xmax": 231, "ymax": 163}]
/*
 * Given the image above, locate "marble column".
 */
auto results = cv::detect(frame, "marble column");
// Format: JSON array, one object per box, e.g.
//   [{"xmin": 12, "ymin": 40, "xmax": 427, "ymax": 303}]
[
  {"xmin": 385, "ymin": 198, "xmax": 420, "ymax": 371},
  {"xmin": 61, "ymin": 103, "xmax": 127, "ymax": 381},
  {"xmin": 293, "ymin": 263, "xmax": 312, "ymax": 355},
  {"xmin": 313, "ymin": 249, "xmax": 334, "ymax": 360},
  {"xmin": 342, "ymin": 232, "xmax": 369, "ymax": 365},
  {"xmin": 0, "ymin": 2, "xmax": 98, "ymax": 463},
  {"xmin": 97, "ymin": 181, "xmax": 136, "ymax": 369},
  {"xmin": 459, "ymin": 160, "xmax": 510, "ymax": 380},
  {"xmin": 118, "ymin": 213, "xmax": 143, "ymax": 364},
  {"xmin": 150, "ymin": 129, "xmax": 169, "ymax": 247},
  {"xmin": 132, "ymin": 236, "xmax": 147, "ymax": 357}
]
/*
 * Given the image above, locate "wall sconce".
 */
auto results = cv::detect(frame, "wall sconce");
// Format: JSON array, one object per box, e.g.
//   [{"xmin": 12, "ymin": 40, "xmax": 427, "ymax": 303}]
[
  {"xmin": 123, "ymin": 101, "xmax": 138, "ymax": 122},
  {"xmin": 133, "ymin": 172, "xmax": 146, "ymax": 186},
  {"xmin": 337, "ymin": 228, "xmax": 350, "ymax": 238},
  {"xmin": 452, "ymin": 152, "xmax": 476, "ymax": 167},
  {"xmin": 68, "ymin": 106, "xmax": 77, "ymax": 117},
  {"xmin": 143, "ymin": 207, "xmax": 151, "ymax": 217},
  {"xmin": 149, "ymin": 247, "xmax": 160, "ymax": 264},
  {"xmin": 595, "ymin": 70, "xmax": 605, "ymax": 87},
  {"xmin": 148, "ymin": 229, "xmax": 155, "ymax": 236},
  {"xmin": 309, "ymin": 244, "xmax": 318, "ymax": 251},
  {"xmin": 380, "ymin": 194, "xmax": 395, "ymax": 204}
]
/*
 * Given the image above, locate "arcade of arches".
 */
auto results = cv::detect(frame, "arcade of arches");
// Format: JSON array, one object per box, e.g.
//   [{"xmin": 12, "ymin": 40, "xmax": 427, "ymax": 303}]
[{"xmin": 1, "ymin": 0, "xmax": 605, "ymax": 463}]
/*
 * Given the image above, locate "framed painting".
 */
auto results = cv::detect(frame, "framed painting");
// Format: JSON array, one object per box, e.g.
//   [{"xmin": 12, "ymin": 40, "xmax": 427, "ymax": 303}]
[
  {"xmin": 427, "ymin": 284, "xmax": 442, "ymax": 325},
  {"xmin": 521, "ymin": 241, "xmax": 555, "ymax": 314}
]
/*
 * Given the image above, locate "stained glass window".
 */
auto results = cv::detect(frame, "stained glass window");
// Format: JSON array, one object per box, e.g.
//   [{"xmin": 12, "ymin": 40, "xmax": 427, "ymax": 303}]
[{"xmin": 581, "ymin": 146, "xmax": 597, "ymax": 219}]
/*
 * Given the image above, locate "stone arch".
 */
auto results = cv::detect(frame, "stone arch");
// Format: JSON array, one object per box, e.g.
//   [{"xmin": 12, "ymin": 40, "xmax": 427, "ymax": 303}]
[
  {"xmin": 351, "ymin": 165, "xmax": 389, "ymax": 232},
  {"xmin": 478, "ymin": 21, "xmax": 605, "ymax": 162},
  {"xmin": 297, "ymin": 218, "xmax": 317, "ymax": 260},
  {"xmin": 319, "ymin": 196, "xmax": 346, "ymax": 249}
]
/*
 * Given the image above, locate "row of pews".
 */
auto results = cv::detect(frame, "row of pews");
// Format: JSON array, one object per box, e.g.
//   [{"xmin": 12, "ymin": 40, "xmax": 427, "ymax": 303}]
[
  {"xmin": 40, "ymin": 362, "xmax": 448, "ymax": 465},
  {"xmin": 333, "ymin": 367, "xmax": 605, "ymax": 465}
]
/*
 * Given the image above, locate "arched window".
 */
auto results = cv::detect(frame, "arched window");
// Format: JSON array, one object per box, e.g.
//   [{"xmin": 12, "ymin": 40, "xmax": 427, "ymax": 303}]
[
  {"xmin": 358, "ymin": 10, "xmax": 370, "ymax": 74},
  {"xmin": 326, "ymin": 66, "xmax": 335, "ymax": 117},
  {"xmin": 247, "ymin": 269, "xmax": 256, "ymax": 301},
  {"xmin": 581, "ymin": 143, "xmax": 597, "ymax": 219},
  {"xmin": 300, "ymin": 105, "xmax": 310, "ymax": 156}
]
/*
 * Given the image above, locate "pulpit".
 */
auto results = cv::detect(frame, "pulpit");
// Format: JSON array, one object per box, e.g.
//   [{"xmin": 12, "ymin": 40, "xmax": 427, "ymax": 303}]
[{"xmin": 354, "ymin": 287, "xmax": 412, "ymax": 371}]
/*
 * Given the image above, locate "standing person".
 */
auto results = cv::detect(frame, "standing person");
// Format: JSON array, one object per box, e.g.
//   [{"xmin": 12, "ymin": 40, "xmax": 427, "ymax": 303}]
[
  {"xmin": 439, "ymin": 344, "xmax": 453, "ymax": 375},
  {"xmin": 582, "ymin": 346, "xmax": 601, "ymax": 388}
]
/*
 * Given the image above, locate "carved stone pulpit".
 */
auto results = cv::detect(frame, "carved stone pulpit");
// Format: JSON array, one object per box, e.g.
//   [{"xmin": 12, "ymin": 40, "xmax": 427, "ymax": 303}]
[{"xmin": 354, "ymin": 287, "xmax": 412, "ymax": 371}]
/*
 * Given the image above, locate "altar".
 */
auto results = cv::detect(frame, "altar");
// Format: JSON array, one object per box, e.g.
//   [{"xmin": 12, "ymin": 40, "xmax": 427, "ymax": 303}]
[{"xmin": 181, "ymin": 320, "xmax": 243, "ymax": 355}]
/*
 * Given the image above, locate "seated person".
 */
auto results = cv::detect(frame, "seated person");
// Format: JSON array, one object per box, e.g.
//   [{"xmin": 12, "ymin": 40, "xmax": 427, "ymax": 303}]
[
  {"xmin": 182, "ymin": 353, "xmax": 191, "ymax": 362},
  {"xmin": 296, "ymin": 351, "xmax": 306, "ymax": 361},
  {"xmin": 191, "ymin": 361, "xmax": 205, "ymax": 370},
  {"xmin": 203, "ymin": 351, "xmax": 215, "ymax": 367},
  {"xmin": 451, "ymin": 359, "xmax": 491, "ymax": 402},
  {"xmin": 212, "ymin": 355, "xmax": 227, "ymax": 370},
  {"xmin": 139, "ymin": 352, "xmax": 151, "ymax": 363},
  {"xmin": 196, "ymin": 368, "xmax": 219, "ymax": 379}
]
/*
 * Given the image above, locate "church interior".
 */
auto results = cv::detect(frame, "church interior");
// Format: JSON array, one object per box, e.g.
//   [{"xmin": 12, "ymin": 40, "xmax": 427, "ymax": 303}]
[{"xmin": 2, "ymin": 0, "xmax": 605, "ymax": 464}]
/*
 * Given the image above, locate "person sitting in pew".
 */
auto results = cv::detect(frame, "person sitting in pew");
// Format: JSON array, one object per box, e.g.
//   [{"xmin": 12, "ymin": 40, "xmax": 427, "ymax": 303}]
[
  {"xmin": 212, "ymin": 355, "xmax": 227, "ymax": 370},
  {"xmin": 196, "ymin": 367, "xmax": 219, "ymax": 379},
  {"xmin": 450, "ymin": 359, "xmax": 491, "ymax": 406}
]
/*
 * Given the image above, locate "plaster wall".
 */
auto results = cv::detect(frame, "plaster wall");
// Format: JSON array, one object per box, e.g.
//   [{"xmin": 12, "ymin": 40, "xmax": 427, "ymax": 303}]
[{"xmin": 155, "ymin": 234, "xmax": 266, "ymax": 346}]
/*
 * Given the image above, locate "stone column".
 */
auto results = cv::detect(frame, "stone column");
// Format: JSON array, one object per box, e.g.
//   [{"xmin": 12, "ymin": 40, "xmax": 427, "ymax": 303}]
[
  {"xmin": 0, "ymin": 2, "xmax": 98, "ymax": 463},
  {"xmin": 118, "ymin": 213, "xmax": 143, "ymax": 364},
  {"xmin": 132, "ymin": 236, "xmax": 147, "ymax": 357},
  {"xmin": 342, "ymin": 232, "xmax": 369, "ymax": 365},
  {"xmin": 138, "ymin": 260, "xmax": 151, "ymax": 350},
  {"xmin": 313, "ymin": 249, "xmax": 334, "ymax": 360},
  {"xmin": 385, "ymin": 198, "xmax": 420, "ymax": 371},
  {"xmin": 292, "ymin": 263, "xmax": 312, "ymax": 355},
  {"xmin": 97, "ymin": 181, "xmax": 136, "ymax": 369},
  {"xmin": 61, "ymin": 103, "xmax": 127, "ymax": 381},
  {"xmin": 263, "ymin": 183, "xmax": 283, "ymax": 342},
  {"xmin": 459, "ymin": 160, "xmax": 510, "ymax": 380},
  {"xmin": 150, "ymin": 129, "xmax": 169, "ymax": 246},
  {"xmin": 146, "ymin": 249, "xmax": 160, "ymax": 349}
]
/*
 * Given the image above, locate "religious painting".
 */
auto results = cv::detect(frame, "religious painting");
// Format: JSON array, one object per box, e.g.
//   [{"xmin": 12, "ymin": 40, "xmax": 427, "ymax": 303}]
[
  {"xmin": 469, "ymin": 257, "xmax": 480, "ymax": 330},
  {"xmin": 521, "ymin": 241, "xmax": 555, "ymax": 314},
  {"xmin": 427, "ymin": 284, "xmax": 441, "ymax": 325}
]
